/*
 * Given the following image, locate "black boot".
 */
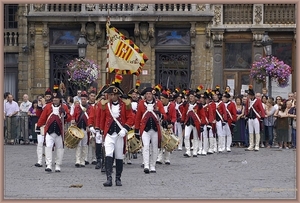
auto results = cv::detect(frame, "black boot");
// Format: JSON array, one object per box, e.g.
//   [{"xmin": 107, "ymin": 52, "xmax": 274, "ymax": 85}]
[
  {"xmin": 115, "ymin": 159, "xmax": 123, "ymax": 186},
  {"xmin": 101, "ymin": 146, "xmax": 106, "ymax": 172},
  {"xmin": 103, "ymin": 156, "xmax": 113, "ymax": 187},
  {"xmin": 95, "ymin": 144, "xmax": 102, "ymax": 170}
]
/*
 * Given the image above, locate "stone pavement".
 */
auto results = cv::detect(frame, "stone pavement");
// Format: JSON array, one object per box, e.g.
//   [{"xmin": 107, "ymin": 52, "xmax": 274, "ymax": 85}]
[{"xmin": 4, "ymin": 145, "xmax": 297, "ymax": 199}]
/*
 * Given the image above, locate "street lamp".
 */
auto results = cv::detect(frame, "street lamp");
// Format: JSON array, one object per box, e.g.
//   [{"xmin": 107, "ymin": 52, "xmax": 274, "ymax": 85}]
[
  {"xmin": 261, "ymin": 32, "xmax": 273, "ymax": 97},
  {"xmin": 77, "ymin": 35, "xmax": 88, "ymax": 59}
]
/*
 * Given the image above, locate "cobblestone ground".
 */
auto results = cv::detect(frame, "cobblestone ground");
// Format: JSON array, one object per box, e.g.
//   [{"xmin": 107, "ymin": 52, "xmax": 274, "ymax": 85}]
[{"xmin": 4, "ymin": 144, "xmax": 297, "ymax": 199}]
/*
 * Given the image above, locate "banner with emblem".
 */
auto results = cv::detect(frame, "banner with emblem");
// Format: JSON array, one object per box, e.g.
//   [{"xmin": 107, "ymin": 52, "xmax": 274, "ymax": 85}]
[{"xmin": 106, "ymin": 18, "xmax": 148, "ymax": 76}]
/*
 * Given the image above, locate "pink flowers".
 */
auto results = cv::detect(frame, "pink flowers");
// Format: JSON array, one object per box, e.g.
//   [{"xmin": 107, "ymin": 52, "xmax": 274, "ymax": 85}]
[
  {"xmin": 250, "ymin": 56, "xmax": 292, "ymax": 88},
  {"xmin": 67, "ymin": 58, "xmax": 100, "ymax": 87}
]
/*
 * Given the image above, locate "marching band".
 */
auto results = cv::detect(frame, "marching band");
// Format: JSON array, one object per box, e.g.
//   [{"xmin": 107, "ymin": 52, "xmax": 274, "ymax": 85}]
[{"xmin": 34, "ymin": 77, "xmax": 265, "ymax": 186}]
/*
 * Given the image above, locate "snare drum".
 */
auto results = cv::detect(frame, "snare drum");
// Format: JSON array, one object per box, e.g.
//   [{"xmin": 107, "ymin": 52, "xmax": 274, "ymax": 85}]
[
  {"xmin": 164, "ymin": 132, "xmax": 180, "ymax": 152},
  {"xmin": 127, "ymin": 130, "xmax": 142, "ymax": 153},
  {"xmin": 161, "ymin": 128, "xmax": 171, "ymax": 148},
  {"xmin": 64, "ymin": 126, "xmax": 84, "ymax": 149}
]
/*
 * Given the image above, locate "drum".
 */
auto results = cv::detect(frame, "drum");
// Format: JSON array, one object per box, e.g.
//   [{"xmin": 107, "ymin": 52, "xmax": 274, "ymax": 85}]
[
  {"xmin": 164, "ymin": 132, "xmax": 180, "ymax": 152},
  {"xmin": 161, "ymin": 128, "xmax": 171, "ymax": 148},
  {"xmin": 127, "ymin": 130, "xmax": 142, "ymax": 153},
  {"xmin": 64, "ymin": 126, "xmax": 84, "ymax": 149}
]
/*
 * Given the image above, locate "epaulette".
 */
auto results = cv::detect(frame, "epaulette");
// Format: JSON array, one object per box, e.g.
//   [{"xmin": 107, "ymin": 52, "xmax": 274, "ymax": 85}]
[
  {"xmin": 122, "ymin": 98, "xmax": 132, "ymax": 110},
  {"xmin": 101, "ymin": 99, "xmax": 109, "ymax": 109}
]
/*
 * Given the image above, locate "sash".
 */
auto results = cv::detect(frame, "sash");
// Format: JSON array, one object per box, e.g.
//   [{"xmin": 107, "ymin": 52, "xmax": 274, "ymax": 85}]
[
  {"xmin": 175, "ymin": 102, "xmax": 183, "ymax": 118},
  {"xmin": 248, "ymin": 99, "xmax": 261, "ymax": 119},
  {"xmin": 107, "ymin": 102, "xmax": 123, "ymax": 131},
  {"xmin": 186, "ymin": 103, "xmax": 201, "ymax": 123},
  {"xmin": 225, "ymin": 101, "xmax": 233, "ymax": 120},
  {"xmin": 142, "ymin": 101, "xmax": 158, "ymax": 120},
  {"xmin": 80, "ymin": 103, "xmax": 89, "ymax": 120},
  {"xmin": 215, "ymin": 101, "xmax": 224, "ymax": 122}
]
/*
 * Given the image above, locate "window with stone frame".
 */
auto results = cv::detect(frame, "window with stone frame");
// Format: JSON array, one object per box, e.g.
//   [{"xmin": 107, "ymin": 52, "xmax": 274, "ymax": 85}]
[
  {"xmin": 4, "ymin": 4, "xmax": 18, "ymax": 29},
  {"xmin": 224, "ymin": 42, "xmax": 252, "ymax": 69},
  {"xmin": 156, "ymin": 29, "xmax": 190, "ymax": 46}
]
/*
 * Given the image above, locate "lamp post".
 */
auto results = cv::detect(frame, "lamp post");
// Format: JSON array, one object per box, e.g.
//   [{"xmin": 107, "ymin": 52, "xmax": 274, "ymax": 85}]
[
  {"xmin": 261, "ymin": 32, "xmax": 273, "ymax": 98},
  {"xmin": 77, "ymin": 35, "xmax": 88, "ymax": 59}
]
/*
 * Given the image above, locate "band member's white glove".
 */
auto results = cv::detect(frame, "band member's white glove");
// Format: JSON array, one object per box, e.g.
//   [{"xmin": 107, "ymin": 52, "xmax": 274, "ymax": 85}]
[
  {"xmin": 95, "ymin": 131, "xmax": 102, "ymax": 144},
  {"xmin": 89, "ymin": 126, "xmax": 96, "ymax": 134},
  {"xmin": 118, "ymin": 128, "xmax": 127, "ymax": 137}
]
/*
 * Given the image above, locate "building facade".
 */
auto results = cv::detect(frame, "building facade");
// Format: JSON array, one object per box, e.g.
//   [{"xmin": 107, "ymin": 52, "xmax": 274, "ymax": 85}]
[{"xmin": 4, "ymin": 4, "xmax": 296, "ymax": 101}]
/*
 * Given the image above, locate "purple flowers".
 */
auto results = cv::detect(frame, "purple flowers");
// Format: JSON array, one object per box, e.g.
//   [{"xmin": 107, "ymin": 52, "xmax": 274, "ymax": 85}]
[
  {"xmin": 67, "ymin": 58, "xmax": 100, "ymax": 87},
  {"xmin": 250, "ymin": 56, "xmax": 292, "ymax": 88}
]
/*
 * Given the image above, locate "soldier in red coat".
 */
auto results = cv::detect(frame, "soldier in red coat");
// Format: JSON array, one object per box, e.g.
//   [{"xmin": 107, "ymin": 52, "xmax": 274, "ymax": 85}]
[
  {"xmin": 182, "ymin": 90, "xmax": 207, "ymax": 157},
  {"xmin": 134, "ymin": 87, "xmax": 167, "ymax": 174},
  {"xmin": 36, "ymin": 91, "xmax": 71, "ymax": 172},
  {"xmin": 100, "ymin": 75, "xmax": 134, "ymax": 187},
  {"xmin": 211, "ymin": 90, "xmax": 228, "ymax": 153},
  {"xmin": 156, "ymin": 90, "xmax": 176, "ymax": 165},
  {"xmin": 173, "ymin": 92, "xmax": 186, "ymax": 151},
  {"xmin": 222, "ymin": 92, "xmax": 237, "ymax": 152},
  {"xmin": 204, "ymin": 90, "xmax": 216, "ymax": 154},
  {"xmin": 71, "ymin": 91, "xmax": 93, "ymax": 167},
  {"xmin": 244, "ymin": 85, "xmax": 265, "ymax": 151},
  {"xmin": 34, "ymin": 88, "xmax": 52, "ymax": 167},
  {"xmin": 198, "ymin": 92, "xmax": 214, "ymax": 155}
]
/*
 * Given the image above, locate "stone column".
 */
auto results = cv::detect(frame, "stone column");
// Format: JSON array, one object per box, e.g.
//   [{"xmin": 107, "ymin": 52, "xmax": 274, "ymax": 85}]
[
  {"xmin": 212, "ymin": 31, "xmax": 224, "ymax": 89},
  {"xmin": 252, "ymin": 31, "xmax": 264, "ymax": 94}
]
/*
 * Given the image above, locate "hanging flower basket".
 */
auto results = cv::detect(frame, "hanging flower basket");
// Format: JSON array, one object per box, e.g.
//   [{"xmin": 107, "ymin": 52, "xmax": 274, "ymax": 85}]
[
  {"xmin": 250, "ymin": 56, "xmax": 292, "ymax": 88},
  {"xmin": 66, "ymin": 58, "xmax": 100, "ymax": 88}
]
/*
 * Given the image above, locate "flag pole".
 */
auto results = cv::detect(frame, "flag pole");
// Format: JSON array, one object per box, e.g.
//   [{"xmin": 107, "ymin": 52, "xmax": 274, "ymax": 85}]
[{"xmin": 106, "ymin": 11, "xmax": 110, "ymax": 85}]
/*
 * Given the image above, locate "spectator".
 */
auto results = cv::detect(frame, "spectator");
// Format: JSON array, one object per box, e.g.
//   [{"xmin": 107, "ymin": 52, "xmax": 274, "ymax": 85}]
[
  {"xmin": 28, "ymin": 100, "xmax": 39, "ymax": 144},
  {"xmin": 288, "ymin": 101, "xmax": 296, "ymax": 148},
  {"xmin": 73, "ymin": 90, "xmax": 82, "ymax": 104},
  {"xmin": 261, "ymin": 95, "xmax": 268, "ymax": 106},
  {"xmin": 4, "ymin": 94, "xmax": 19, "ymax": 144},
  {"xmin": 286, "ymin": 100, "xmax": 293, "ymax": 147},
  {"xmin": 274, "ymin": 101, "xmax": 289, "ymax": 149},
  {"xmin": 242, "ymin": 95, "xmax": 249, "ymax": 147},
  {"xmin": 233, "ymin": 96, "xmax": 245, "ymax": 147},
  {"xmin": 262, "ymin": 88, "xmax": 268, "ymax": 97},
  {"xmin": 287, "ymin": 92, "xmax": 295, "ymax": 107},
  {"xmin": 3, "ymin": 92, "xmax": 10, "ymax": 138},
  {"xmin": 272, "ymin": 95, "xmax": 283, "ymax": 147},
  {"xmin": 66, "ymin": 96, "xmax": 74, "ymax": 110},
  {"xmin": 19, "ymin": 94, "xmax": 32, "ymax": 144},
  {"xmin": 264, "ymin": 98, "xmax": 276, "ymax": 148},
  {"xmin": 256, "ymin": 92, "xmax": 265, "ymax": 148}
]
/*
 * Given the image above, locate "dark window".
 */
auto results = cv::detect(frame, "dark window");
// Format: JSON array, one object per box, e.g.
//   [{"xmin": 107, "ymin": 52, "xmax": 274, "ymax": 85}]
[
  {"xmin": 50, "ymin": 30, "xmax": 81, "ymax": 45},
  {"xmin": 156, "ymin": 29, "xmax": 190, "ymax": 46},
  {"xmin": 272, "ymin": 43, "xmax": 292, "ymax": 67},
  {"xmin": 224, "ymin": 43, "xmax": 252, "ymax": 69},
  {"xmin": 4, "ymin": 4, "xmax": 18, "ymax": 29}
]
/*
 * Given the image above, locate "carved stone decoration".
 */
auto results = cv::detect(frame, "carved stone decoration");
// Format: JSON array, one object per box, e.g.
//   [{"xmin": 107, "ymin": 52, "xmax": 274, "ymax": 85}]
[
  {"xmin": 33, "ymin": 4, "xmax": 44, "ymax": 12},
  {"xmin": 80, "ymin": 22, "xmax": 86, "ymax": 36},
  {"xmin": 212, "ymin": 32, "xmax": 224, "ymax": 47},
  {"xmin": 252, "ymin": 31, "xmax": 264, "ymax": 47},
  {"xmin": 196, "ymin": 4, "xmax": 206, "ymax": 11},
  {"xmin": 134, "ymin": 22, "xmax": 140, "ymax": 37},
  {"xmin": 86, "ymin": 22, "xmax": 97, "ymax": 45},
  {"xmin": 30, "ymin": 40, "xmax": 35, "ymax": 48},
  {"xmin": 149, "ymin": 22, "xmax": 155, "ymax": 48},
  {"xmin": 86, "ymin": 4, "xmax": 96, "ymax": 11},
  {"xmin": 138, "ymin": 4, "xmax": 148, "ymax": 11},
  {"xmin": 42, "ymin": 22, "xmax": 48, "ymax": 37},
  {"xmin": 29, "ymin": 25, "xmax": 35, "ymax": 37},
  {"xmin": 254, "ymin": 5, "xmax": 263, "ymax": 24},
  {"xmin": 43, "ymin": 41, "xmax": 49, "ymax": 48},
  {"xmin": 139, "ymin": 22, "xmax": 150, "ymax": 46},
  {"xmin": 213, "ymin": 5, "xmax": 222, "ymax": 25},
  {"xmin": 190, "ymin": 22, "xmax": 196, "ymax": 49},
  {"xmin": 95, "ymin": 23, "xmax": 102, "ymax": 38}
]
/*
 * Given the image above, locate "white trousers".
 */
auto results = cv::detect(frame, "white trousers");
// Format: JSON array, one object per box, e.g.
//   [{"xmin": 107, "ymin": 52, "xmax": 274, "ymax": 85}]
[
  {"xmin": 174, "ymin": 121, "xmax": 183, "ymax": 149},
  {"xmin": 184, "ymin": 125, "xmax": 199, "ymax": 155},
  {"xmin": 248, "ymin": 118, "xmax": 260, "ymax": 134},
  {"xmin": 216, "ymin": 121, "xmax": 225, "ymax": 137},
  {"xmin": 104, "ymin": 132, "xmax": 124, "ymax": 159},
  {"xmin": 77, "ymin": 128, "xmax": 88, "ymax": 147},
  {"xmin": 45, "ymin": 132, "xmax": 63, "ymax": 149},
  {"xmin": 142, "ymin": 129, "xmax": 158, "ymax": 170}
]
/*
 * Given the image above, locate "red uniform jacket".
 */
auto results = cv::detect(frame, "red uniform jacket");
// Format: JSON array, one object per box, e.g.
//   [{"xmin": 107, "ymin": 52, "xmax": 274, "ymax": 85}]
[
  {"xmin": 245, "ymin": 98, "xmax": 265, "ymax": 119},
  {"xmin": 37, "ymin": 103, "xmax": 71, "ymax": 135},
  {"xmin": 100, "ymin": 98, "xmax": 134, "ymax": 139},
  {"xmin": 210, "ymin": 100, "xmax": 228, "ymax": 122},
  {"xmin": 203, "ymin": 103, "xmax": 214, "ymax": 124},
  {"xmin": 175, "ymin": 101, "xmax": 186, "ymax": 123},
  {"xmin": 224, "ymin": 101, "xmax": 237, "ymax": 126},
  {"xmin": 87, "ymin": 102, "xmax": 97, "ymax": 127},
  {"xmin": 164, "ymin": 101, "xmax": 177, "ymax": 125},
  {"xmin": 72, "ymin": 103, "xmax": 94, "ymax": 128},
  {"xmin": 134, "ymin": 99, "xmax": 167, "ymax": 148},
  {"xmin": 94, "ymin": 101, "xmax": 103, "ymax": 130},
  {"xmin": 182, "ymin": 102, "xmax": 207, "ymax": 138}
]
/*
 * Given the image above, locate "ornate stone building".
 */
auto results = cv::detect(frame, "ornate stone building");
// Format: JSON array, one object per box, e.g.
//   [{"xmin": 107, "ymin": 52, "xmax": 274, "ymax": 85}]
[{"xmin": 4, "ymin": 4, "xmax": 296, "ymax": 101}]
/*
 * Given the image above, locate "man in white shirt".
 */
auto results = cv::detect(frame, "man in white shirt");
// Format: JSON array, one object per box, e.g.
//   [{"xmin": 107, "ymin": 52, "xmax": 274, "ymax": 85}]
[
  {"xmin": 4, "ymin": 94, "xmax": 20, "ymax": 144},
  {"xmin": 19, "ymin": 94, "xmax": 32, "ymax": 144},
  {"xmin": 73, "ymin": 90, "xmax": 82, "ymax": 103}
]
